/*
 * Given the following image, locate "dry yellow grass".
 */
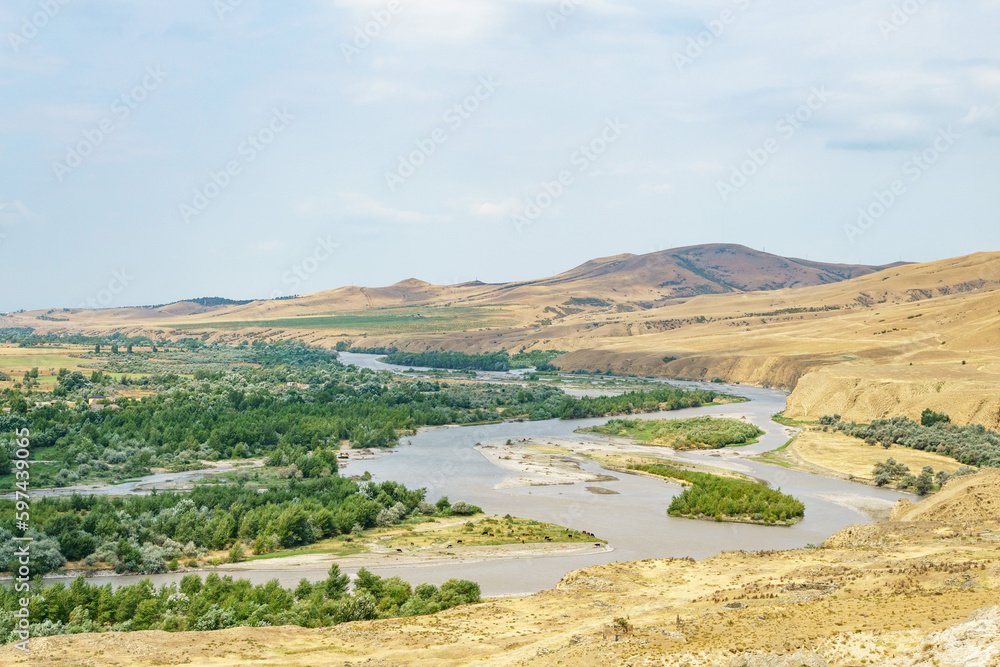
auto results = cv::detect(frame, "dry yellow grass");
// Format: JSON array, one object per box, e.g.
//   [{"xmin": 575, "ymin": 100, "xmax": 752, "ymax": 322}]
[
  {"xmin": 788, "ymin": 430, "xmax": 966, "ymax": 481},
  {"xmin": 8, "ymin": 519, "xmax": 998, "ymax": 666}
]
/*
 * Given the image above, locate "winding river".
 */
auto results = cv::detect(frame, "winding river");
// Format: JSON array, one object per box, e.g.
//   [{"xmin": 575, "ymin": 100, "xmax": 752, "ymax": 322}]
[{"xmin": 44, "ymin": 353, "xmax": 910, "ymax": 596}]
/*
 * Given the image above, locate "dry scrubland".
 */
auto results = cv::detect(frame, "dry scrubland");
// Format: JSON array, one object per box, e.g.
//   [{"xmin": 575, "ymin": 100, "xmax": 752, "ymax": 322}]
[
  {"xmin": 6, "ymin": 246, "xmax": 1000, "ymax": 428},
  {"xmin": 785, "ymin": 430, "xmax": 966, "ymax": 481},
  {"xmin": 8, "ymin": 469, "xmax": 1000, "ymax": 667}
]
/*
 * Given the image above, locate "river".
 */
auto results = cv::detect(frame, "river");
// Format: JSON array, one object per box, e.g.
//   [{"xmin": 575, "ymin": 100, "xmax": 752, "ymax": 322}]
[{"xmin": 43, "ymin": 353, "xmax": 909, "ymax": 596}]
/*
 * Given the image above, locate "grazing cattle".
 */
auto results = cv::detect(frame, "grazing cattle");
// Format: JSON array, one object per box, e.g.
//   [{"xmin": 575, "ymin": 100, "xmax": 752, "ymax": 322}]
[
  {"xmin": 396, "ymin": 548, "xmax": 402, "ymax": 553},
  {"xmin": 456, "ymin": 540, "xmax": 463, "ymax": 544}
]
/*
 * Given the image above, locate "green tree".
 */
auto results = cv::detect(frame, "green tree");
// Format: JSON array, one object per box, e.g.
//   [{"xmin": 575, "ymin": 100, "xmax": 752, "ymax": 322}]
[
  {"xmin": 920, "ymin": 408, "xmax": 950, "ymax": 427},
  {"xmin": 915, "ymin": 466, "xmax": 935, "ymax": 495},
  {"xmin": 227, "ymin": 542, "xmax": 245, "ymax": 563},
  {"xmin": 325, "ymin": 563, "xmax": 350, "ymax": 599}
]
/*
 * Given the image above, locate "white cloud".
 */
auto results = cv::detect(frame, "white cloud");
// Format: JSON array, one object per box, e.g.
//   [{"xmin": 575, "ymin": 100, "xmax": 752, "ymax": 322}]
[
  {"xmin": 332, "ymin": 0, "xmax": 510, "ymax": 45},
  {"xmin": 963, "ymin": 102, "xmax": 1000, "ymax": 135},
  {"xmin": 638, "ymin": 183, "xmax": 674, "ymax": 195},
  {"xmin": 0, "ymin": 200, "xmax": 34, "ymax": 224},
  {"xmin": 298, "ymin": 191, "xmax": 450, "ymax": 224},
  {"xmin": 471, "ymin": 199, "xmax": 522, "ymax": 219}
]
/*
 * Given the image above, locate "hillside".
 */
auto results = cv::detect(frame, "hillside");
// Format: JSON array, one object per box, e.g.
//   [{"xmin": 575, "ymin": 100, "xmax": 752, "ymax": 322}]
[
  {"xmin": 5, "ymin": 246, "xmax": 1000, "ymax": 427},
  {"xmin": 1, "ymin": 244, "xmax": 895, "ymax": 328}
]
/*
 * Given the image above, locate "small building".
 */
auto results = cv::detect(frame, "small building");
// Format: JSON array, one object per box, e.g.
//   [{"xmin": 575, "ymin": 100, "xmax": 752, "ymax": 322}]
[{"xmin": 88, "ymin": 395, "xmax": 118, "ymax": 411}]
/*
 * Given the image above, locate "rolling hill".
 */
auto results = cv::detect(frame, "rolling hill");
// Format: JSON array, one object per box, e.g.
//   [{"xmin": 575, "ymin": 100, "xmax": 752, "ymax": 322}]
[{"xmin": 5, "ymin": 244, "xmax": 1000, "ymax": 428}]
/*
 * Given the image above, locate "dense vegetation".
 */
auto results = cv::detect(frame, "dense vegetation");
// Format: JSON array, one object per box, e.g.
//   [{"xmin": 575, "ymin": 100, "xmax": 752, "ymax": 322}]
[
  {"xmin": 821, "ymin": 414, "xmax": 1000, "ymax": 468},
  {"xmin": 0, "ymin": 567, "xmax": 480, "ymax": 641},
  {"xmin": 553, "ymin": 386, "xmax": 735, "ymax": 420},
  {"xmin": 0, "ymin": 477, "xmax": 479, "ymax": 576},
  {"xmin": 631, "ymin": 463, "xmax": 804, "ymax": 525},
  {"xmin": 584, "ymin": 416, "xmax": 763, "ymax": 449},
  {"xmin": 379, "ymin": 349, "xmax": 564, "ymax": 372}
]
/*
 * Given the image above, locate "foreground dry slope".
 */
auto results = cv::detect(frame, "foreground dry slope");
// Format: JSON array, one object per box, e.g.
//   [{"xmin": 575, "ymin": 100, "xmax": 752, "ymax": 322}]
[{"xmin": 10, "ymin": 471, "xmax": 1000, "ymax": 667}]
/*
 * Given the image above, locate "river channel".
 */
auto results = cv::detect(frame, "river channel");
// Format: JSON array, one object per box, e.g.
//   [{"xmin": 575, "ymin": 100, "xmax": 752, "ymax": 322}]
[{"xmin": 47, "ymin": 353, "xmax": 910, "ymax": 596}]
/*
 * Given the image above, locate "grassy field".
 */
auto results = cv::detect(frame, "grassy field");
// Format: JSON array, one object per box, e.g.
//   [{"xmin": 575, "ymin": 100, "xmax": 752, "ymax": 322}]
[
  {"xmin": 582, "ymin": 416, "xmax": 763, "ymax": 450},
  {"xmin": 750, "ymin": 436, "xmax": 798, "ymax": 469},
  {"xmin": 177, "ymin": 306, "xmax": 519, "ymax": 334},
  {"xmin": 239, "ymin": 515, "xmax": 603, "ymax": 564},
  {"xmin": 0, "ymin": 345, "xmax": 93, "ymax": 375},
  {"xmin": 788, "ymin": 430, "xmax": 966, "ymax": 480},
  {"xmin": 377, "ymin": 515, "xmax": 603, "ymax": 548}
]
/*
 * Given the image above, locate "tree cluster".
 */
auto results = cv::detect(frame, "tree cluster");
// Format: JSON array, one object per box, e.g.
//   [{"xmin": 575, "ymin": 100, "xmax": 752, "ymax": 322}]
[{"xmin": 0, "ymin": 566, "xmax": 479, "ymax": 641}]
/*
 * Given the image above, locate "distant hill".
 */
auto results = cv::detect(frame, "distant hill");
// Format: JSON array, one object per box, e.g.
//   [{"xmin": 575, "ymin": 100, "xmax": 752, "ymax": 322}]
[
  {"xmin": 1, "ymin": 243, "xmax": 902, "ymax": 325},
  {"xmin": 472, "ymin": 243, "xmax": 903, "ymax": 304}
]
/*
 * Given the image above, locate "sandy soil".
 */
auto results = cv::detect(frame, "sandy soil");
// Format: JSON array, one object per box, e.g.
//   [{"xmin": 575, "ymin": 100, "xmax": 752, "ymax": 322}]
[
  {"xmin": 475, "ymin": 431, "xmax": 753, "ymax": 490},
  {"xmin": 891, "ymin": 468, "xmax": 1000, "ymax": 524},
  {"xmin": 475, "ymin": 438, "xmax": 618, "ymax": 489},
  {"xmin": 218, "ymin": 541, "xmax": 612, "ymax": 572}
]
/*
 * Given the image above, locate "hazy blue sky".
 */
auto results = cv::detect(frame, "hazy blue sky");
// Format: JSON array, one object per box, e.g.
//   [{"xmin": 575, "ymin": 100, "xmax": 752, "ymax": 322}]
[{"xmin": 1, "ymin": 0, "xmax": 998, "ymax": 311}]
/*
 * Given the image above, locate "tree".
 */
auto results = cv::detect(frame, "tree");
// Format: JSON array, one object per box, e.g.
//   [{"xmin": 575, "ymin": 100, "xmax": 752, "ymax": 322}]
[
  {"xmin": 227, "ymin": 542, "xmax": 245, "ymax": 563},
  {"xmin": 915, "ymin": 466, "xmax": 935, "ymax": 495},
  {"xmin": 94, "ymin": 344, "xmax": 101, "ymax": 354},
  {"xmin": 921, "ymin": 408, "xmax": 950, "ymax": 427},
  {"xmin": 325, "ymin": 564, "xmax": 349, "ymax": 599},
  {"xmin": 295, "ymin": 578, "xmax": 314, "ymax": 600},
  {"xmin": 127, "ymin": 344, "xmax": 133, "ymax": 354}
]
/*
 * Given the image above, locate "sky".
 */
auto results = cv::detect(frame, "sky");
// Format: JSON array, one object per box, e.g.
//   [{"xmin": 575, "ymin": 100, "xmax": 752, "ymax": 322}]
[{"xmin": 1, "ymin": 0, "xmax": 999, "ymax": 312}]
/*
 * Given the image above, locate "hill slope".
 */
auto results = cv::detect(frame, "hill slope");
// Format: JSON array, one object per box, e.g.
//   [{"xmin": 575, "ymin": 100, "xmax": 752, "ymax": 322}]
[{"xmin": 0, "ymin": 244, "xmax": 897, "ymax": 328}]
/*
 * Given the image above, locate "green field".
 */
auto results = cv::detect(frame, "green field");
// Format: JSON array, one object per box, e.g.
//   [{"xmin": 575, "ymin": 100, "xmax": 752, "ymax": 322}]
[
  {"xmin": 0, "ymin": 348, "xmax": 93, "ymax": 373},
  {"xmin": 177, "ymin": 306, "xmax": 518, "ymax": 334},
  {"xmin": 582, "ymin": 416, "xmax": 764, "ymax": 450}
]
